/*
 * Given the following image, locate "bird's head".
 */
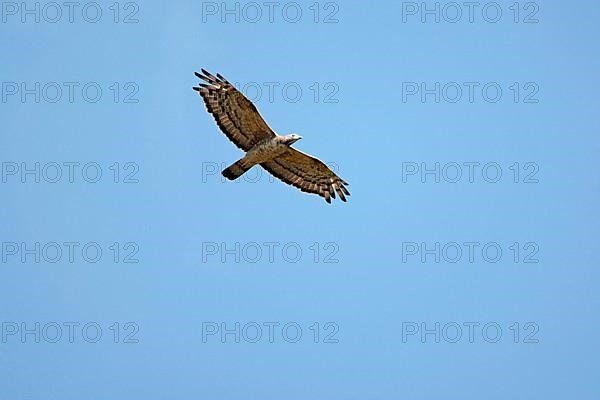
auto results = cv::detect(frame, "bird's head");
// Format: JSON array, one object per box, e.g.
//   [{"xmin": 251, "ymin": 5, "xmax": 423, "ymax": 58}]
[{"xmin": 283, "ymin": 133, "xmax": 302, "ymax": 145}]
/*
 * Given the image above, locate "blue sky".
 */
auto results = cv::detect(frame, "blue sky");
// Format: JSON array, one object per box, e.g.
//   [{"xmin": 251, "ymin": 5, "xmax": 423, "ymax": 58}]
[{"xmin": 1, "ymin": 0, "xmax": 599, "ymax": 398}]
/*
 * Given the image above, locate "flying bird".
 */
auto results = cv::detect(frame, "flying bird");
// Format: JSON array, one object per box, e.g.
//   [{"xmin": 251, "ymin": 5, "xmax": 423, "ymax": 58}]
[{"xmin": 193, "ymin": 69, "xmax": 350, "ymax": 203}]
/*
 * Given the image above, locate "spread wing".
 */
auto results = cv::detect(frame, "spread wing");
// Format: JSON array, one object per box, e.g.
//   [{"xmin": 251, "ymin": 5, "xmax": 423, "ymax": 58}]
[
  {"xmin": 193, "ymin": 69, "xmax": 276, "ymax": 151},
  {"xmin": 261, "ymin": 148, "xmax": 350, "ymax": 203}
]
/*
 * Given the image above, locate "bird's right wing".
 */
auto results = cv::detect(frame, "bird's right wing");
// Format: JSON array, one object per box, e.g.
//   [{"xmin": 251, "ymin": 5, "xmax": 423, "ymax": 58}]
[{"xmin": 193, "ymin": 69, "xmax": 276, "ymax": 151}]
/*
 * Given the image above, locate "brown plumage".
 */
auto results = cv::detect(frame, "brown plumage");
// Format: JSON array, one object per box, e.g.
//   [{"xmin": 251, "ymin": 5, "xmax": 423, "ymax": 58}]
[{"xmin": 193, "ymin": 69, "xmax": 349, "ymax": 203}]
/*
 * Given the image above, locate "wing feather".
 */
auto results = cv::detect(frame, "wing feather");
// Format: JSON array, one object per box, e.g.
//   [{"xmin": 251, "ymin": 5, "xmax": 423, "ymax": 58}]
[
  {"xmin": 193, "ymin": 69, "xmax": 275, "ymax": 151},
  {"xmin": 261, "ymin": 148, "xmax": 350, "ymax": 203}
]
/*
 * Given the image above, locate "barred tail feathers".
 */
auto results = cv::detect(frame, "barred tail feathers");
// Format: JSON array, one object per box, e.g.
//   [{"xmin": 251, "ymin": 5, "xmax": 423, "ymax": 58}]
[{"xmin": 222, "ymin": 158, "xmax": 253, "ymax": 180}]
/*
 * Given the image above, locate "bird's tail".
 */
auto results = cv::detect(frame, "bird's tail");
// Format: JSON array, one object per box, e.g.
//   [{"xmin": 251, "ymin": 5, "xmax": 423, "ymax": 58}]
[{"xmin": 222, "ymin": 158, "xmax": 253, "ymax": 180}]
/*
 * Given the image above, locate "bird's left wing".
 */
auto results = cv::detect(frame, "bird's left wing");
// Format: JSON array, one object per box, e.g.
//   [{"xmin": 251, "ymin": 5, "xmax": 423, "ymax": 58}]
[
  {"xmin": 193, "ymin": 69, "xmax": 276, "ymax": 151},
  {"xmin": 261, "ymin": 148, "xmax": 350, "ymax": 203}
]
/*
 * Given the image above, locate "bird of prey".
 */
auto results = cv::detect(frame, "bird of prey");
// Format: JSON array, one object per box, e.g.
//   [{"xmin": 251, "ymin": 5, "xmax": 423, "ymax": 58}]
[{"xmin": 193, "ymin": 68, "xmax": 350, "ymax": 203}]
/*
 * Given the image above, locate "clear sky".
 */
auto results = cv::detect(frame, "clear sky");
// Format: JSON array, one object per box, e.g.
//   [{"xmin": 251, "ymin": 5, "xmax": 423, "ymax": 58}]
[{"xmin": 1, "ymin": 0, "xmax": 599, "ymax": 398}]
